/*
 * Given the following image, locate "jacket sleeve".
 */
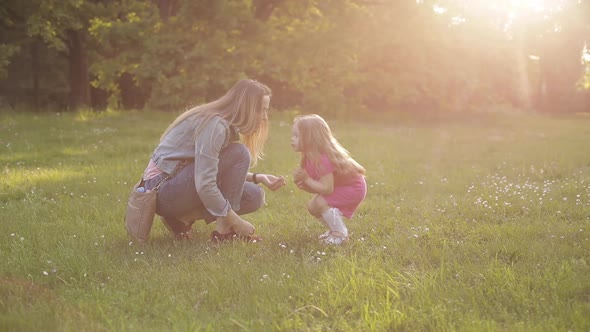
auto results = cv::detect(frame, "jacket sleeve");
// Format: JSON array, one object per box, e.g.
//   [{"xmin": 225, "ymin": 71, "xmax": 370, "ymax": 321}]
[{"xmin": 194, "ymin": 119, "xmax": 231, "ymax": 217}]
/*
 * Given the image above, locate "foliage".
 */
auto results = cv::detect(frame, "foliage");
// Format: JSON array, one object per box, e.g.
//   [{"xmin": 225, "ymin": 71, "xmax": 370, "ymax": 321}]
[{"xmin": 0, "ymin": 0, "xmax": 588, "ymax": 112}]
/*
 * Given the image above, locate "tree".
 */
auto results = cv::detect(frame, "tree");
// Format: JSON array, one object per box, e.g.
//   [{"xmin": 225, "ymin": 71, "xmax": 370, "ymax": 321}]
[{"xmin": 2, "ymin": 0, "xmax": 588, "ymax": 113}]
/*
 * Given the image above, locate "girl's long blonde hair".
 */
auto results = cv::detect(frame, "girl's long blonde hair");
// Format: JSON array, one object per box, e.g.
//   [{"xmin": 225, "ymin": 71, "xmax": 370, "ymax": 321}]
[
  {"xmin": 161, "ymin": 79, "xmax": 271, "ymax": 166},
  {"xmin": 294, "ymin": 114, "xmax": 365, "ymax": 176}
]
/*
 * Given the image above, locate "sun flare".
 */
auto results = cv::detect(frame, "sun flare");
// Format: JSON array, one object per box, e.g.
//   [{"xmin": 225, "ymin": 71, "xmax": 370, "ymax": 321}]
[{"xmin": 427, "ymin": 0, "xmax": 572, "ymax": 31}]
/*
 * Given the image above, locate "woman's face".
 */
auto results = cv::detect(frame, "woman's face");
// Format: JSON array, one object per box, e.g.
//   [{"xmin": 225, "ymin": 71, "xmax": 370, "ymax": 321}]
[
  {"xmin": 241, "ymin": 94, "xmax": 270, "ymax": 135},
  {"xmin": 261, "ymin": 95, "xmax": 270, "ymax": 121}
]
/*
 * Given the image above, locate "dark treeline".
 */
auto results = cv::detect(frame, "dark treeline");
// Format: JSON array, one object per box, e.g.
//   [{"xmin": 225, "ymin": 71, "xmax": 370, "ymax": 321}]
[{"xmin": 1, "ymin": 0, "xmax": 589, "ymax": 114}]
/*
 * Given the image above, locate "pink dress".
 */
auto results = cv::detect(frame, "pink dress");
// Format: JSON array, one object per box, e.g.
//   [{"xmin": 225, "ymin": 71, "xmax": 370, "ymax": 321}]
[{"xmin": 304, "ymin": 154, "xmax": 367, "ymax": 218}]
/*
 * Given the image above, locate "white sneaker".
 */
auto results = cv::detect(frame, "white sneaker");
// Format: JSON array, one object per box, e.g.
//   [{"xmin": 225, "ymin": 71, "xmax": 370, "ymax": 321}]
[
  {"xmin": 320, "ymin": 231, "xmax": 348, "ymax": 245},
  {"xmin": 318, "ymin": 230, "xmax": 331, "ymax": 239}
]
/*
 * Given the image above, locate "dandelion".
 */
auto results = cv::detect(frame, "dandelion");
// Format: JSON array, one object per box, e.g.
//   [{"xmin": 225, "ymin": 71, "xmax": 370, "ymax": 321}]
[{"xmin": 42, "ymin": 271, "xmax": 48, "ymax": 276}]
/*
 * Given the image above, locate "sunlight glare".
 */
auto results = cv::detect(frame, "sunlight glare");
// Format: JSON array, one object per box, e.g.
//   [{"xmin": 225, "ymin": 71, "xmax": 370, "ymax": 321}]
[
  {"xmin": 433, "ymin": 4, "xmax": 447, "ymax": 14},
  {"xmin": 453, "ymin": 0, "xmax": 572, "ymax": 33},
  {"xmin": 510, "ymin": 0, "xmax": 546, "ymax": 12},
  {"xmin": 582, "ymin": 45, "xmax": 590, "ymax": 63},
  {"xmin": 465, "ymin": 0, "xmax": 564, "ymax": 19},
  {"xmin": 451, "ymin": 15, "xmax": 467, "ymax": 25}
]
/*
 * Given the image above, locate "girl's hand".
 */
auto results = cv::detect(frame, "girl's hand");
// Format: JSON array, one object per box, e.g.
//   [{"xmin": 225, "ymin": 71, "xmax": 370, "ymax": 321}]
[
  {"xmin": 295, "ymin": 179, "xmax": 313, "ymax": 193},
  {"xmin": 258, "ymin": 174, "xmax": 286, "ymax": 191},
  {"xmin": 295, "ymin": 180, "xmax": 305, "ymax": 189},
  {"xmin": 293, "ymin": 168, "xmax": 309, "ymax": 183}
]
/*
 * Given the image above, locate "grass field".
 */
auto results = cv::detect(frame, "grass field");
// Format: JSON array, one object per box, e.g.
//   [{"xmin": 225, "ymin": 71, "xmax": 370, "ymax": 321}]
[{"xmin": 1, "ymin": 109, "xmax": 589, "ymax": 331}]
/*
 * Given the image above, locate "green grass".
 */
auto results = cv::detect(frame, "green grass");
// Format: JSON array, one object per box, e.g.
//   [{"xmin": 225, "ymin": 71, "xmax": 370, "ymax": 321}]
[{"xmin": 1, "ymin": 109, "xmax": 589, "ymax": 331}]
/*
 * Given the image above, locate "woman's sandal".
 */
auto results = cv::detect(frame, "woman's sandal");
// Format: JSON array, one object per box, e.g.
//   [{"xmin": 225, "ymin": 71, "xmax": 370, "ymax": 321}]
[
  {"xmin": 210, "ymin": 230, "xmax": 262, "ymax": 243},
  {"xmin": 175, "ymin": 229, "xmax": 193, "ymax": 240},
  {"xmin": 161, "ymin": 217, "xmax": 194, "ymax": 240}
]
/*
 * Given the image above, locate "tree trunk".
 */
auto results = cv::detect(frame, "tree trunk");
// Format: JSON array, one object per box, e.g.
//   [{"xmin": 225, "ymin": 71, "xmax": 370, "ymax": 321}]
[
  {"xmin": 253, "ymin": 0, "xmax": 283, "ymax": 21},
  {"xmin": 30, "ymin": 39, "xmax": 40, "ymax": 111},
  {"xmin": 156, "ymin": 0, "xmax": 178, "ymax": 22},
  {"xmin": 67, "ymin": 29, "xmax": 90, "ymax": 109}
]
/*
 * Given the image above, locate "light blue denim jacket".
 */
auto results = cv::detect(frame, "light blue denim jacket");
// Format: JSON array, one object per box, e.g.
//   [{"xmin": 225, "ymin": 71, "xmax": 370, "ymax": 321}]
[{"xmin": 150, "ymin": 115, "xmax": 238, "ymax": 217}]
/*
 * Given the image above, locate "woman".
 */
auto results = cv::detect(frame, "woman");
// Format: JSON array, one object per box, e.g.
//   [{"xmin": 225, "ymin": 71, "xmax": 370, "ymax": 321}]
[{"xmin": 142, "ymin": 79, "xmax": 285, "ymax": 241}]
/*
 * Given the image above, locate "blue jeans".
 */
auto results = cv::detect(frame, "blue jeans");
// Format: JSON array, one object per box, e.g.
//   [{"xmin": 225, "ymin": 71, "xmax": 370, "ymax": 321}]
[{"xmin": 145, "ymin": 143, "xmax": 264, "ymax": 233}]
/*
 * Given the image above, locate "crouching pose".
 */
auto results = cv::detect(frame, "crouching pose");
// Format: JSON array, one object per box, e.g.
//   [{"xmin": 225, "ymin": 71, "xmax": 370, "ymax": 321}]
[
  {"xmin": 143, "ymin": 79, "xmax": 285, "ymax": 241},
  {"xmin": 291, "ymin": 114, "xmax": 367, "ymax": 245}
]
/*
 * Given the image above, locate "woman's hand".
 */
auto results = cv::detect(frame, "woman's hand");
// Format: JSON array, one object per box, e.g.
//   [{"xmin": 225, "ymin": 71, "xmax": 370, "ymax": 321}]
[
  {"xmin": 258, "ymin": 173, "xmax": 286, "ymax": 191},
  {"xmin": 216, "ymin": 210, "xmax": 255, "ymax": 235}
]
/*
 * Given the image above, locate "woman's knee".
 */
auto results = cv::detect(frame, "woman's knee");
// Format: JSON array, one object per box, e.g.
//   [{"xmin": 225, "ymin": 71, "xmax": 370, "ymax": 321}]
[
  {"xmin": 237, "ymin": 182, "xmax": 265, "ymax": 215},
  {"xmin": 253, "ymin": 185, "xmax": 265, "ymax": 210}
]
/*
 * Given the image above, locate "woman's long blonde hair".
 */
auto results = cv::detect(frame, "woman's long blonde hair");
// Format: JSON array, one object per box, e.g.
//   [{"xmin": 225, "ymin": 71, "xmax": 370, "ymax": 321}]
[
  {"xmin": 294, "ymin": 114, "xmax": 365, "ymax": 176},
  {"xmin": 161, "ymin": 79, "xmax": 271, "ymax": 166}
]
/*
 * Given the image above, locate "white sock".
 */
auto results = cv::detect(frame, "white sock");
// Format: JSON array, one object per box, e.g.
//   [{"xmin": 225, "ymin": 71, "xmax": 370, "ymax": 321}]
[{"xmin": 321, "ymin": 208, "xmax": 348, "ymax": 237}]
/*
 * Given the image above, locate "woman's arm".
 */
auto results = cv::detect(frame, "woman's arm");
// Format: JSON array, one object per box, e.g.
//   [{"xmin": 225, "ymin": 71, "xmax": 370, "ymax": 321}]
[
  {"xmin": 194, "ymin": 119, "xmax": 232, "ymax": 217},
  {"xmin": 247, "ymin": 172, "xmax": 286, "ymax": 191}
]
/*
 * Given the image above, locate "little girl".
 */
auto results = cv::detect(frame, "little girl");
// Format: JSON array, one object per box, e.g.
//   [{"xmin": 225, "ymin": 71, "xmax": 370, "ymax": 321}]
[{"xmin": 291, "ymin": 114, "xmax": 367, "ymax": 245}]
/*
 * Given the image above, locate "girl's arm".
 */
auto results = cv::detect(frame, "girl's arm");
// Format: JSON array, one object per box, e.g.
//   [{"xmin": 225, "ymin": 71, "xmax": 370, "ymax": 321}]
[{"xmin": 294, "ymin": 168, "xmax": 334, "ymax": 195}]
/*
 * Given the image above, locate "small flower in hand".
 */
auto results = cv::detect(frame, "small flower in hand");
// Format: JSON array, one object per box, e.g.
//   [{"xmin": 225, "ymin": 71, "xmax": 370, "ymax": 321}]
[{"xmin": 260, "ymin": 174, "xmax": 286, "ymax": 191}]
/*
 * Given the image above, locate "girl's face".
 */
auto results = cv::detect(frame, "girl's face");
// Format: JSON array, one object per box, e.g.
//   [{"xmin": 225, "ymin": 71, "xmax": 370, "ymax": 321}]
[{"xmin": 291, "ymin": 123, "xmax": 301, "ymax": 152}]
